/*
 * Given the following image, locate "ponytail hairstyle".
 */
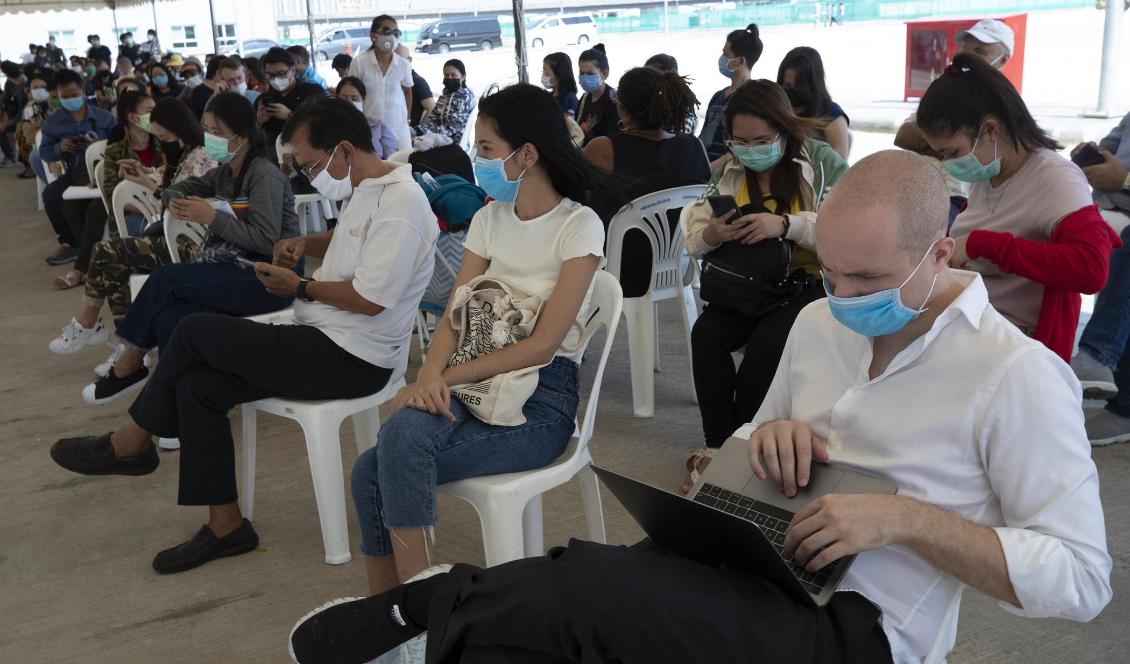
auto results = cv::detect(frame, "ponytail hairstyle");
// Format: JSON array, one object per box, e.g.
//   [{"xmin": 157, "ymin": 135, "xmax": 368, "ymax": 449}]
[
  {"xmin": 477, "ymin": 83, "xmax": 617, "ymax": 204},
  {"xmin": 543, "ymin": 52, "xmax": 577, "ymax": 96},
  {"xmin": 617, "ymin": 66, "xmax": 698, "ymax": 134},
  {"xmin": 204, "ymin": 91, "xmax": 268, "ymax": 197},
  {"xmin": 578, "ymin": 43, "xmax": 609, "ymax": 77},
  {"xmin": 916, "ymin": 53, "xmax": 1059, "ymax": 152},
  {"xmin": 723, "ymin": 80, "xmax": 821, "ymax": 213},
  {"xmin": 726, "ymin": 23, "xmax": 764, "ymax": 70},
  {"xmin": 644, "ymin": 53, "xmax": 678, "ymax": 73}
]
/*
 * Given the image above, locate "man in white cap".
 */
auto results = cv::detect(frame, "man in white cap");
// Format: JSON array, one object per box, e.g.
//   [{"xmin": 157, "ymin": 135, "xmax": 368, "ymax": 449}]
[{"xmin": 896, "ymin": 18, "xmax": 1016, "ymax": 226}]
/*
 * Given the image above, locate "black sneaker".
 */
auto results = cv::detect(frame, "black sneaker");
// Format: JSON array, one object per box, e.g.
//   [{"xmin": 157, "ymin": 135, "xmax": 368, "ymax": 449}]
[
  {"xmin": 50, "ymin": 433, "xmax": 160, "ymax": 476},
  {"xmin": 83, "ymin": 365, "xmax": 149, "ymax": 405},
  {"xmin": 152, "ymin": 520, "xmax": 260, "ymax": 574},
  {"xmin": 45, "ymin": 245, "xmax": 78, "ymax": 266}
]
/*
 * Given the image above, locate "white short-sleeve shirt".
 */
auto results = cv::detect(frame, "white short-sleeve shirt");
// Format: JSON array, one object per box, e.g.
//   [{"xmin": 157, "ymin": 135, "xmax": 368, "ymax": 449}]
[
  {"xmin": 294, "ymin": 163, "xmax": 438, "ymax": 369},
  {"xmin": 950, "ymin": 148, "xmax": 1094, "ymax": 330},
  {"xmin": 348, "ymin": 50, "xmax": 414, "ymax": 151},
  {"xmin": 463, "ymin": 198, "xmax": 606, "ymax": 362}
]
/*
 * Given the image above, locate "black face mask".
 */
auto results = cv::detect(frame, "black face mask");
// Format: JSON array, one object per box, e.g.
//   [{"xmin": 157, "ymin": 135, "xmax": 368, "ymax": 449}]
[
  {"xmin": 160, "ymin": 139, "xmax": 183, "ymax": 154},
  {"xmin": 442, "ymin": 77, "xmax": 461, "ymax": 92},
  {"xmin": 785, "ymin": 86, "xmax": 818, "ymax": 117}
]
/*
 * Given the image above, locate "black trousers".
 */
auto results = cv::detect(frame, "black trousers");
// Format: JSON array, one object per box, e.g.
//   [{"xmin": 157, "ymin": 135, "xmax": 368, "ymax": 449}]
[
  {"xmin": 691, "ymin": 279, "xmax": 824, "ymax": 447},
  {"xmin": 129, "ymin": 313, "xmax": 392, "ymax": 506},
  {"xmin": 425, "ymin": 539, "xmax": 892, "ymax": 664}
]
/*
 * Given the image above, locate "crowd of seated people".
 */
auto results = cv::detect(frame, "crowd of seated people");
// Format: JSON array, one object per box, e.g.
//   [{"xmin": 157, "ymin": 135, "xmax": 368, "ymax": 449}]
[{"xmin": 0, "ymin": 13, "xmax": 1123, "ymax": 664}]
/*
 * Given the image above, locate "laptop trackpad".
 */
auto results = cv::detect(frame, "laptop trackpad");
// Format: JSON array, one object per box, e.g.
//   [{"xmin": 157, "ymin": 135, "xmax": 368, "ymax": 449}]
[{"xmin": 740, "ymin": 464, "xmax": 846, "ymax": 504}]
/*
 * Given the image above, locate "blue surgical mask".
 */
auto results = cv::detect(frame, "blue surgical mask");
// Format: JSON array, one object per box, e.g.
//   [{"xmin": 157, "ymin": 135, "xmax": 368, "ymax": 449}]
[
  {"xmin": 473, "ymin": 148, "xmax": 525, "ymax": 202},
  {"xmin": 152, "ymin": 75, "xmax": 169, "ymax": 87},
  {"xmin": 718, "ymin": 54, "xmax": 737, "ymax": 78},
  {"xmin": 942, "ymin": 130, "xmax": 1000, "ymax": 183},
  {"xmin": 245, "ymin": 89, "xmax": 260, "ymax": 105},
  {"xmin": 204, "ymin": 131, "xmax": 240, "ymax": 164},
  {"xmin": 60, "ymin": 96, "xmax": 85, "ymax": 112},
  {"xmin": 732, "ymin": 135, "xmax": 782, "ymax": 172},
  {"xmin": 579, "ymin": 73, "xmax": 602, "ymax": 93},
  {"xmin": 824, "ymin": 244, "xmax": 939, "ymax": 337}
]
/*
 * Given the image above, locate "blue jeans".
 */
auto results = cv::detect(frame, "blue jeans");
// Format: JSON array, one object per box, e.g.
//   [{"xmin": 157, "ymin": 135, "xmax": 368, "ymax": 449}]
[
  {"xmin": 115, "ymin": 260, "xmax": 291, "ymax": 352},
  {"xmin": 29, "ymin": 148, "xmax": 46, "ymax": 182},
  {"xmin": 1079, "ymin": 224, "xmax": 1130, "ymax": 414},
  {"xmin": 352, "ymin": 356, "xmax": 580, "ymax": 557},
  {"xmin": 43, "ymin": 169, "xmax": 79, "ymax": 245}
]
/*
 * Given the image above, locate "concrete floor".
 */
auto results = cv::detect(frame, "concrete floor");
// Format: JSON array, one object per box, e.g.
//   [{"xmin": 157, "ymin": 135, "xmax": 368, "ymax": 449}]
[{"xmin": 1, "ymin": 172, "xmax": 1127, "ymax": 663}]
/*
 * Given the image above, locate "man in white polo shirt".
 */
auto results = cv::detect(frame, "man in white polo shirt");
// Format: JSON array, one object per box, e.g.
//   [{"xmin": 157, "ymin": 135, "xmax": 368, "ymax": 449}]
[
  {"xmin": 289, "ymin": 151, "xmax": 1110, "ymax": 664},
  {"xmin": 50, "ymin": 96, "xmax": 437, "ymax": 575}
]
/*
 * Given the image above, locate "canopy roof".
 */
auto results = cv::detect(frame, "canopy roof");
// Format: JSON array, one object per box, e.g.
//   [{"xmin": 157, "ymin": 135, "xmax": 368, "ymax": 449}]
[{"xmin": 0, "ymin": 0, "xmax": 154, "ymax": 15}]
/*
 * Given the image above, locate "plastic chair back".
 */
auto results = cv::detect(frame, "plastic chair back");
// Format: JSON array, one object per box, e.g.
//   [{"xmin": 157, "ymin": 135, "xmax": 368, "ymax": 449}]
[
  {"xmin": 111, "ymin": 180, "xmax": 161, "ymax": 238},
  {"xmin": 459, "ymin": 99, "xmax": 479, "ymax": 154},
  {"xmin": 84, "ymin": 139, "xmax": 108, "ymax": 180},
  {"xmin": 164, "ymin": 217, "xmax": 207, "ymax": 264},
  {"xmin": 606, "ymin": 185, "xmax": 706, "ymax": 299},
  {"xmin": 93, "ymin": 161, "xmax": 110, "ymax": 212}
]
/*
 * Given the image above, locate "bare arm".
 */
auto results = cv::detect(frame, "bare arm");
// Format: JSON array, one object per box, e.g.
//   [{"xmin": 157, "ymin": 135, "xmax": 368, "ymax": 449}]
[
  {"xmin": 822, "ymin": 116, "xmax": 850, "ymax": 160},
  {"xmin": 302, "ymin": 228, "xmax": 334, "ymax": 259},
  {"xmin": 403, "ymin": 86, "xmax": 413, "ymax": 121},
  {"xmin": 304, "ymin": 279, "xmax": 384, "ymax": 316},
  {"xmin": 894, "ymin": 119, "xmax": 942, "ymax": 159}
]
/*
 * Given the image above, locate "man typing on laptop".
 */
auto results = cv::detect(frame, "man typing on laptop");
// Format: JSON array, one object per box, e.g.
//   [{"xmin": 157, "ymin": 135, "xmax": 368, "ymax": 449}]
[{"xmin": 289, "ymin": 151, "xmax": 1112, "ymax": 664}]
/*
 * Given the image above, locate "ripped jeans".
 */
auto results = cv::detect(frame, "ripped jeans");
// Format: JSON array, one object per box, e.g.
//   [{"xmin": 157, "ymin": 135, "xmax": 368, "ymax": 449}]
[{"xmin": 351, "ymin": 357, "xmax": 579, "ymax": 557}]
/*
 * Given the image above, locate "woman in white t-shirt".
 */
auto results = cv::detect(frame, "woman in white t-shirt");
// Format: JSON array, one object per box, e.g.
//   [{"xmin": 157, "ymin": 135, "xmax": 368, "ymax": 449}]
[
  {"xmin": 918, "ymin": 54, "xmax": 1119, "ymax": 362},
  {"xmin": 347, "ymin": 14, "xmax": 414, "ymax": 150},
  {"xmin": 350, "ymin": 83, "xmax": 613, "ymax": 596}
]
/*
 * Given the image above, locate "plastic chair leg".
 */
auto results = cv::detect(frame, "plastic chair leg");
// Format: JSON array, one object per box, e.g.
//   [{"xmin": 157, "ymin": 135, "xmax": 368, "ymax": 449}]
[
  {"xmin": 678, "ymin": 283, "xmax": 699, "ymax": 404},
  {"xmin": 478, "ymin": 498, "xmax": 527, "ymax": 567},
  {"xmin": 299, "ymin": 414, "xmax": 352, "ymax": 565},
  {"xmin": 351, "ymin": 407, "xmax": 381, "ymax": 456},
  {"xmin": 521, "ymin": 494, "xmax": 544, "ymax": 558},
  {"xmin": 623, "ymin": 296, "xmax": 655, "ymax": 418},
  {"xmin": 578, "ymin": 465, "xmax": 606, "ymax": 543},
  {"xmin": 240, "ymin": 406, "xmax": 257, "ymax": 520},
  {"xmin": 653, "ymin": 301, "xmax": 661, "ymax": 373}
]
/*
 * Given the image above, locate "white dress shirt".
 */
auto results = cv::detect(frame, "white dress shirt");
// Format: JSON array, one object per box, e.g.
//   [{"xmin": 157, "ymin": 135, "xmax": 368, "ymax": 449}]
[
  {"xmin": 733, "ymin": 271, "xmax": 1112, "ymax": 663},
  {"xmin": 347, "ymin": 49, "xmax": 414, "ymax": 151}
]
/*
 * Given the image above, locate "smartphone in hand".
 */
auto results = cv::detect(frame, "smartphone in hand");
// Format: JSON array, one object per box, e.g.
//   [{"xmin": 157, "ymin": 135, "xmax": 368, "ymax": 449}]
[
  {"xmin": 1073, "ymin": 143, "xmax": 1105, "ymax": 168},
  {"xmin": 234, "ymin": 256, "xmax": 257, "ymax": 269},
  {"xmin": 707, "ymin": 195, "xmax": 741, "ymax": 223}
]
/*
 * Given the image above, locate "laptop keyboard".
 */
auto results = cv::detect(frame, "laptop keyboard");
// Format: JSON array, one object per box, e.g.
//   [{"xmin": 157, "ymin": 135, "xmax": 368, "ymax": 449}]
[{"xmin": 693, "ymin": 482, "xmax": 832, "ymax": 595}]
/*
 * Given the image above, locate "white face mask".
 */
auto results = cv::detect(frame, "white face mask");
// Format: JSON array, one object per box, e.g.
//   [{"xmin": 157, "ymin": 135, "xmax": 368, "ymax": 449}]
[
  {"xmin": 375, "ymin": 35, "xmax": 398, "ymax": 53},
  {"xmin": 540, "ymin": 74, "xmax": 553, "ymax": 90},
  {"xmin": 310, "ymin": 145, "xmax": 353, "ymax": 200},
  {"xmin": 350, "ymin": 100, "xmax": 365, "ymax": 113},
  {"xmin": 234, "ymin": 82, "xmax": 248, "ymax": 95},
  {"xmin": 269, "ymin": 75, "xmax": 291, "ymax": 92},
  {"xmin": 185, "ymin": 75, "xmax": 202, "ymax": 88}
]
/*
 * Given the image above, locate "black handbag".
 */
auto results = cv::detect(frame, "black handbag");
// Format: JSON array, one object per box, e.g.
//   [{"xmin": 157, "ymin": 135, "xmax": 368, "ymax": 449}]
[{"xmin": 699, "ymin": 201, "xmax": 806, "ymax": 318}]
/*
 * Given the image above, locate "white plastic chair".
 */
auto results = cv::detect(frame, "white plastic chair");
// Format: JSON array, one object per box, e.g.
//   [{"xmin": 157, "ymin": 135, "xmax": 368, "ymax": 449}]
[
  {"xmin": 459, "ymin": 100, "xmax": 478, "ymax": 154},
  {"xmin": 924, "ymin": 586, "xmax": 964, "ymax": 664},
  {"xmin": 84, "ymin": 139, "xmax": 107, "ymax": 178},
  {"xmin": 111, "ymin": 180, "xmax": 161, "ymax": 238},
  {"xmin": 414, "ymin": 247, "xmax": 461, "ymax": 358},
  {"xmin": 436, "ymin": 270, "xmax": 623, "ymax": 566},
  {"xmin": 239, "ymin": 354, "xmax": 409, "ymax": 565},
  {"xmin": 605, "ymin": 185, "xmax": 705, "ymax": 418},
  {"xmin": 34, "ymin": 131, "xmax": 48, "ymax": 209}
]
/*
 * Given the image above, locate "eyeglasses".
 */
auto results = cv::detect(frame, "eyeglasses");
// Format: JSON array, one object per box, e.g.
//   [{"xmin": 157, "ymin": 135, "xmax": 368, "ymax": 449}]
[
  {"xmin": 298, "ymin": 145, "xmax": 339, "ymax": 181},
  {"xmin": 725, "ymin": 134, "xmax": 780, "ymax": 150},
  {"xmin": 375, "ymin": 28, "xmax": 402, "ymax": 37}
]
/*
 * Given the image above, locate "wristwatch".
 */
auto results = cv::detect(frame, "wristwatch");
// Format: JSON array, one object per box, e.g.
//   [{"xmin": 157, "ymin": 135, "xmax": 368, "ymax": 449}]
[
  {"xmin": 781, "ymin": 215, "xmax": 791, "ymax": 238},
  {"xmin": 295, "ymin": 277, "xmax": 315, "ymax": 302}
]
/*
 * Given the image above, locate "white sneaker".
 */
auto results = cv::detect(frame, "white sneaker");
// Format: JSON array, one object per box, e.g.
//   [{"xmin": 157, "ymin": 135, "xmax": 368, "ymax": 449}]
[
  {"xmin": 158, "ymin": 437, "xmax": 181, "ymax": 450},
  {"xmin": 94, "ymin": 344, "xmax": 152, "ymax": 378},
  {"xmin": 49, "ymin": 318, "xmax": 109, "ymax": 354}
]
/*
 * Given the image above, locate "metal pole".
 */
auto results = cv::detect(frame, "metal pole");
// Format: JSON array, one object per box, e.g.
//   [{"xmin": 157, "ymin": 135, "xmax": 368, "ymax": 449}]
[
  {"xmin": 1086, "ymin": 0, "xmax": 1124, "ymax": 118},
  {"xmin": 150, "ymin": 0, "xmax": 158, "ymax": 34},
  {"xmin": 305, "ymin": 0, "xmax": 317, "ymax": 61},
  {"xmin": 664, "ymin": 0, "xmax": 669, "ymax": 33},
  {"xmin": 207, "ymin": 0, "xmax": 220, "ymax": 54},
  {"xmin": 512, "ymin": 0, "xmax": 528, "ymax": 84},
  {"xmin": 111, "ymin": 3, "xmax": 119, "ymax": 39}
]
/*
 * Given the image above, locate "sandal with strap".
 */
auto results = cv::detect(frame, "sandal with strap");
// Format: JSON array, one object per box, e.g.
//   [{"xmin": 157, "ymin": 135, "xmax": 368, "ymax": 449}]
[
  {"xmin": 53, "ymin": 269, "xmax": 85, "ymax": 290},
  {"xmin": 680, "ymin": 447, "xmax": 718, "ymax": 495}
]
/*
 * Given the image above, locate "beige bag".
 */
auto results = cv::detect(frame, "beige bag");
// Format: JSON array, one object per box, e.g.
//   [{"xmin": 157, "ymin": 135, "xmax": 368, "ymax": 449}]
[{"xmin": 447, "ymin": 275, "xmax": 549, "ymax": 426}]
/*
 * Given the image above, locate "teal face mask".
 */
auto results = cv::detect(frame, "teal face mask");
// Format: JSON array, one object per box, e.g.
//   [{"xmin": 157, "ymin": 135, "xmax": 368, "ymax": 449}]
[
  {"xmin": 824, "ymin": 243, "xmax": 938, "ymax": 337},
  {"xmin": 60, "ymin": 96, "xmax": 85, "ymax": 112},
  {"xmin": 731, "ymin": 135, "xmax": 783, "ymax": 172},
  {"xmin": 204, "ymin": 131, "xmax": 239, "ymax": 163},
  {"xmin": 942, "ymin": 130, "xmax": 1000, "ymax": 183}
]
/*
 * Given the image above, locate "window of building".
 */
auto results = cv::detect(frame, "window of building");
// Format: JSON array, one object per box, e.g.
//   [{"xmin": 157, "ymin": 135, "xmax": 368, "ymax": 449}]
[
  {"xmin": 47, "ymin": 30, "xmax": 77, "ymax": 51},
  {"xmin": 172, "ymin": 25, "xmax": 198, "ymax": 49},
  {"xmin": 215, "ymin": 24, "xmax": 237, "ymax": 49}
]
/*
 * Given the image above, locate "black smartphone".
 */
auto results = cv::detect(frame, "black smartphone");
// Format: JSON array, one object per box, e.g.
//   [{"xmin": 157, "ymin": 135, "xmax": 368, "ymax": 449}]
[
  {"xmin": 707, "ymin": 195, "xmax": 741, "ymax": 223},
  {"xmin": 1073, "ymin": 143, "xmax": 1105, "ymax": 168}
]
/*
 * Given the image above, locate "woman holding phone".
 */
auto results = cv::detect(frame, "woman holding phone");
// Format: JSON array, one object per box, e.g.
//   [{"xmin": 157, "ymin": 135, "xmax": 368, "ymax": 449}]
[
  {"xmin": 48, "ymin": 92, "xmax": 299, "ymax": 406},
  {"xmin": 679, "ymin": 80, "xmax": 846, "ymax": 493}
]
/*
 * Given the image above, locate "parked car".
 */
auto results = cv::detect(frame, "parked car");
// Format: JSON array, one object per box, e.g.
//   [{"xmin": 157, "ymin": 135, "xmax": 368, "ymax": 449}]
[
  {"xmin": 416, "ymin": 16, "xmax": 502, "ymax": 54},
  {"xmin": 221, "ymin": 38, "xmax": 280, "ymax": 59},
  {"xmin": 526, "ymin": 13, "xmax": 598, "ymax": 49},
  {"xmin": 313, "ymin": 27, "xmax": 372, "ymax": 62}
]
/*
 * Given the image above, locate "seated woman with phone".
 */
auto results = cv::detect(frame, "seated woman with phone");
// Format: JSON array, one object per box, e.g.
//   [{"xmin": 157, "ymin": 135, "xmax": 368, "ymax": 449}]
[
  {"xmin": 679, "ymin": 79, "xmax": 847, "ymax": 493},
  {"xmin": 917, "ymin": 55, "xmax": 1119, "ymax": 363},
  {"xmin": 49, "ymin": 92, "xmax": 300, "ymax": 406},
  {"xmin": 48, "ymin": 96, "xmax": 217, "ymax": 378}
]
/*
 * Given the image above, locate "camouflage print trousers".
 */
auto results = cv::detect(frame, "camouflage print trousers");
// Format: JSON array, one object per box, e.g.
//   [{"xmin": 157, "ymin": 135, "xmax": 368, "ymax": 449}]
[{"xmin": 82, "ymin": 235, "xmax": 193, "ymax": 323}]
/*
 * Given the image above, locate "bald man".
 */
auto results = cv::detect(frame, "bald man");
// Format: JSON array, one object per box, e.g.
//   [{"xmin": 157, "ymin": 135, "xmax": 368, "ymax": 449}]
[{"xmin": 289, "ymin": 152, "xmax": 1112, "ymax": 664}]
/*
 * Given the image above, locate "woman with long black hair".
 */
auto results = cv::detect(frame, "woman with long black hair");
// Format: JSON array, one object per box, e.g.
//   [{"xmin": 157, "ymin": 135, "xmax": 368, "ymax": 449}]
[
  {"xmin": 777, "ymin": 46, "xmax": 850, "ymax": 159},
  {"xmin": 346, "ymin": 83, "xmax": 615, "ymax": 599}
]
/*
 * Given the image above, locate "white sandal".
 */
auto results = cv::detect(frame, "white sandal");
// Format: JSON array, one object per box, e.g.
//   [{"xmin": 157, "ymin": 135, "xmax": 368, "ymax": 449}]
[{"xmin": 680, "ymin": 447, "xmax": 717, "ymax": 494}]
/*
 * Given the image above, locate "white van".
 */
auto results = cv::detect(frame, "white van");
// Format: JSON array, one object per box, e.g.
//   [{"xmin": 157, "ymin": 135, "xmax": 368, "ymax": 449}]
[{"xmin": 526, "ymin": 13, "xmax": 598, "ymax": 49}]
